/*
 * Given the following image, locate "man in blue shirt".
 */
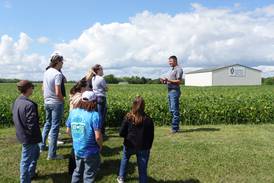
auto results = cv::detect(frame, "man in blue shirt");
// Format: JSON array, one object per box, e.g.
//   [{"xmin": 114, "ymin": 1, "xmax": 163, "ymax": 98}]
[{"xmin": 66, "ymin": 91, "xmax": 103, "ymax": 183}]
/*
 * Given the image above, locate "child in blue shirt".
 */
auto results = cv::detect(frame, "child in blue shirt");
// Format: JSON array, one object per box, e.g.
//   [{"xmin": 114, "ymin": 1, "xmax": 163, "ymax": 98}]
[{"xmin": 66, "ymin": 91, "xmax": 103, "ymax": 183}]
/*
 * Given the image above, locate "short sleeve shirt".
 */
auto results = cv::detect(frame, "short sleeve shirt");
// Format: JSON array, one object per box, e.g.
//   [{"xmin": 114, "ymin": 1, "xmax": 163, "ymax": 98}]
[
  {"xmin": 167, "ymin": 66, "xmax": 183, "ymax": 89},
  {"xmin": 92, "ymin": 75, "xmax": 107, "ymax": 97},
  {"xmin": 66, "ymin": 108, "xmax": 101, "ymax": 158},
  {"xmin": 43, "ymin": 68, "xmax": 63, "ymax": 104}
]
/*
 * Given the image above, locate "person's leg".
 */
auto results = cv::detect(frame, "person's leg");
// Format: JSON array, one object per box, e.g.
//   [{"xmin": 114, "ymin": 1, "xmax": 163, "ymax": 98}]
[
  {"xmin": 83, "ymin": 154, "xmax": 101, "ymax": 183},
  {"xmin": 118, "ymin": 146, "xmax": 132, "ymax": 180},
  {"xmin": 28, "ymin": 144, "xmax": 40, "ymax": 178},
  {"xmin": 169, "ymin": 90, "xmax": 181, "ymax": 132},
  {"xmin": 97, "ymin": 96, "xmax": 106, "ymax": 135},
  {"xmin": 136, "ymin": 150, "xmax": 150, "ymax": 183},
  {"xmin": 71, "ymin": 156, "xmax": 84, "ymax": 183},
  {"xmin": 40, "ymin": 104, "xmax": 52, "ymax": 150},
  {"xmin": 20, "ymin": 144, "xmax": 32, "ymax": 183},
  {"xmin": 48, "ymin": 130, "xmax": 64, "ymax": 145},
  {"xmin": 48, "ymin": 103, "xmax": 64, "ymax": 158},
  {"xmin": 69, "ymin": 147, "xmax": 76, "ymax": 175},
  {"xmin": 102, "ymin": 97, "xmax": 107, "ymax": 134}
]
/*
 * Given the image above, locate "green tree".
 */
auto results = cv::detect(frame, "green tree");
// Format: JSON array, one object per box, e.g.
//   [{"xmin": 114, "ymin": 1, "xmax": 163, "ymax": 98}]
[
  {"xmin": 104, "ymin": 74, "xmax": 119, "ymax": 84},
  {"xmin": 263, "ymin": 77, "xmax": 274, "ymax": 85}
]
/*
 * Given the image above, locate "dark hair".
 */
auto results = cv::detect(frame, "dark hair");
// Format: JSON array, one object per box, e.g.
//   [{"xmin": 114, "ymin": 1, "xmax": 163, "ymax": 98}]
[
  {"xmin": 46, "ymin": 54, "xmax": 64, "ymax": 70},
  {"xmin": 70, "ymin": 79, "xmax": 87, "ymax": 95},
  {"xmin": 126, "ymin": 96, "xmax": 145, "ymax": 125},
  {"xmin": 169, "ymin": 55, "xmax": 177, "ymax": 63},
  {"xmin": 75, "ymin": 100, "xmax": 96, "ymax": 112},
  {"xmin": 16, "ymin": 80, "xmax": 34, "ymax": 94},
  {"xmin": 92, "ymin": 64, "xmax": 102, "ymax": 75}
]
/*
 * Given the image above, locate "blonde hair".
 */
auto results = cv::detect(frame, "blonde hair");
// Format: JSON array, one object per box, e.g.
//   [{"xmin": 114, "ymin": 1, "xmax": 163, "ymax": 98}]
[{"xmin": 85, "ymin": 68, "xmax": 96, "ymax": 81}]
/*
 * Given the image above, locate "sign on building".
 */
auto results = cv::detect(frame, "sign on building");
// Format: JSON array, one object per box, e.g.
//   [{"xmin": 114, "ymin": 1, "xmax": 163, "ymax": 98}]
[{"xmin": 228, "ymin": 66, "xmax": 246, "ymax": 77}]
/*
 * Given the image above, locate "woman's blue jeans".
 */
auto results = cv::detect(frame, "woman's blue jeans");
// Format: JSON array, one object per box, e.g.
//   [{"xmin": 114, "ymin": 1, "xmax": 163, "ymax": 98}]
[
  {"xmin": 97, "ymin": 96, "xmax": 107, "ymax": 134},
  {"xmin": 40, "ymin": 103, "xmax": 64, "ymax": 158}
]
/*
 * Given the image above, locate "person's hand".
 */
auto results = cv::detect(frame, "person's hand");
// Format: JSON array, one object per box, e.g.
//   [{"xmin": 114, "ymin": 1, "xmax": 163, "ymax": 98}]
[
  {"xmin": 160, "ymin": 78, "xmax": 164, "ymax": 83},
  {"xmin": 160, "ymin": 78, "xmax": 168, "ymax": 84}
]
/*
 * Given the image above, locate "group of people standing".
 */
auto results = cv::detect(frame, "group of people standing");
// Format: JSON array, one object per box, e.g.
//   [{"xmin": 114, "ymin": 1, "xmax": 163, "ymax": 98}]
[{"xmin": 12, "ymin": 54, "xmax": 183, "ymax": 183}]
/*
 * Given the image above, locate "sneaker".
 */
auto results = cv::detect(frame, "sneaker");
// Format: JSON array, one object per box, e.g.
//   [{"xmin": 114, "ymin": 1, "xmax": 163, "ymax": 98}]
[
  {"xmin": 57, "ymin": 140, "xmax": 64, "ymax": 145},
  {"xmin": 47, "ymin": 154, "xmax": 64, "ymax": 160},
  {"xmin": 117, "ymin": 176, "xmax": 125, "ymax": 183}
]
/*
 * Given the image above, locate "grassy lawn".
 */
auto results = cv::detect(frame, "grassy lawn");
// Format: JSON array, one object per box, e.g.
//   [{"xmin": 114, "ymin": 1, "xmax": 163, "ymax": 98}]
[{"xmin": 1, "ymin": 125, "xmax": 274, "ymax": 183}]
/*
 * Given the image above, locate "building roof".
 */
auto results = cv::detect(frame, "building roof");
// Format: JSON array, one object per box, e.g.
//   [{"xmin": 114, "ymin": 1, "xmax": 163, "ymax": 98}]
[{"xmin": 186, "ymin": 64, "xmax": 261, "ymax": 74}]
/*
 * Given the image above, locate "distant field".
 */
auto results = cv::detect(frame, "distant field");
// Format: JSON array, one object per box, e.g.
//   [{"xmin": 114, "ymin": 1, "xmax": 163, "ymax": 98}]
[{"xmin": 0, "ymin": 83, "xmax": 274, "ymax": 127}]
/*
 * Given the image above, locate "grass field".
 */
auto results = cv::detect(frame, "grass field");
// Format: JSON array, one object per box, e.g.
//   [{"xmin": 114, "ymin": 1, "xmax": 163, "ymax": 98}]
[{"xmin": 1, "ymin": 125, "xmax": 274, "ymax": 183}]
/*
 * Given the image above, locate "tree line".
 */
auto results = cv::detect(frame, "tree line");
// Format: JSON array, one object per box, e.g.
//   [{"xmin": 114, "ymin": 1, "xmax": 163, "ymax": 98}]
[
  {"xmin": 0, "ymin": 76, "xmax": 273, "ymax": 85},
  {"xmin": 103, "ymin": 74, "xmax": 163, "ymax": 84},
  {"xmin": 262, "ymin": 77, "xmax": 274, "ymax": 85}
]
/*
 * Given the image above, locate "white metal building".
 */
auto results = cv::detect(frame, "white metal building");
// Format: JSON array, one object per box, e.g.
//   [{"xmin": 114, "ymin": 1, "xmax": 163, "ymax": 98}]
[{"xmin": 185, "ymin": 64, "xmax": 262, "ymax": 86}]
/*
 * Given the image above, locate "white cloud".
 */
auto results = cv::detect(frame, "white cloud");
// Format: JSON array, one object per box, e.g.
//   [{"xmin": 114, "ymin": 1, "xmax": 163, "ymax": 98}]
[
  {"xmin": 0, "ymin": 33, "xmax": 47, "ymax": 80},
  {"xmin": 37, "ymin": 36, "xmax": 49, "ymax": 44},
  {"xmin": 253, "ymin": 4, "xmax": 274, "ymax": 17},
  {"xmin": 52, "ymin": 4, "xmax": 274, "ymax": 80},
  {"xmin": 254, "ymin": 65, "xmax": 274, "ymax": 77},
  {"xmin": 14, "ymin": 33, "xmax": 32, "ymax": 51}
]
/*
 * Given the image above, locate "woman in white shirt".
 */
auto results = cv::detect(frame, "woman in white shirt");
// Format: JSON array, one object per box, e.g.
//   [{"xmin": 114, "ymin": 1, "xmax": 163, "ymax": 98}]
[{"xmin": 91, "ymin": 64, "xmax": 108, "ymax": 135}]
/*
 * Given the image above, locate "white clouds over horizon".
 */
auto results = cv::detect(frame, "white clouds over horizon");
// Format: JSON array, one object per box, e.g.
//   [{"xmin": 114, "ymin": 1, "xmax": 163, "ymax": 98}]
[
  {"xmin": 54, "ymin": 3, "xmax": 274, "ymax": 79},
  {"xmin": 0, "ymin": 33, "xmax": 47, "ymax": 79},
  {"xmin": 1, "ymin": 3, "xmax": 274, "ymax": 80}
]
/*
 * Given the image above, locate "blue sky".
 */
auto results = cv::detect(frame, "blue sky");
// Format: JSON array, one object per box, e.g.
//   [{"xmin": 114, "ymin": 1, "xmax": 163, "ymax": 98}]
[
  {"xmin": 1, "ymin": 1, "xmax": 273, "ymax": 38},
  {"xmin": 1, "ymin": 0, "xmax": 273, "ymax": 54},
  {"xmin": 1, "ymin": 0, "xmax": 274, "ymax": 79}
]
